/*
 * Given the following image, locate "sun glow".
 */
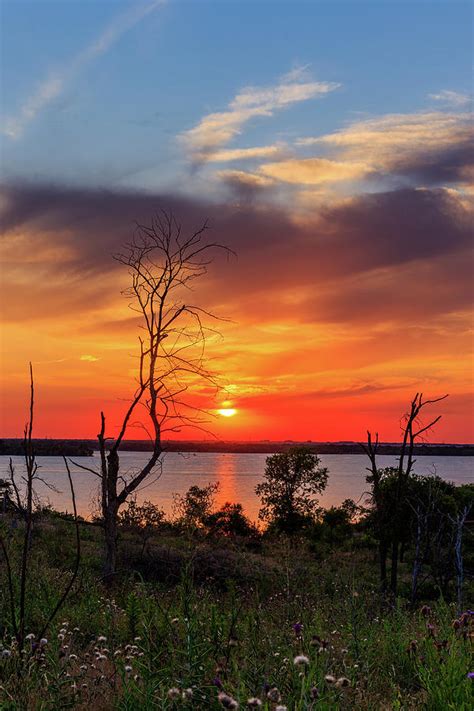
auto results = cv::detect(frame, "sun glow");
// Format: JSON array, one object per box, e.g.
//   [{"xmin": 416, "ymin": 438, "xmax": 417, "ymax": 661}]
[{"xmin": 218, "ymin": 408, "xmax": 237, "ymax": 418}]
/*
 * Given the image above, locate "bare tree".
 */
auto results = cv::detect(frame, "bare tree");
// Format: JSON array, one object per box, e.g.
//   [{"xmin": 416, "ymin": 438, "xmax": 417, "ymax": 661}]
[
  {"xmin": 362, "ymin": 393, "xmax": 448, "ymax": 596},
  {"xmin": 73, "ymin": 211, "xmax": 230, "ymax": 580},
  {"xmin": 0, "ymin": 366, "xmax": 80, "ymax": 650}
]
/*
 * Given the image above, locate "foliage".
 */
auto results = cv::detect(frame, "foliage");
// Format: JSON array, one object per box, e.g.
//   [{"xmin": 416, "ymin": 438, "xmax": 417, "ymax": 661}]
[
  {"xmin": 118, "ymin": 498, "xmax": 166, "ymax": 553},
  {"xmin": 255, "ymin": 447, "xmax": 328, "ymax": 533},
  {"xmin": 172, "ymin": 482, "xmax": 220, "ymax": 529},
  {"xmin": 204, "ymin": 502, "xmax": 260, "ymax": 540},
  {"xmin": 1, "ymin": 514, "xmax": 472, "ymax": 710}
]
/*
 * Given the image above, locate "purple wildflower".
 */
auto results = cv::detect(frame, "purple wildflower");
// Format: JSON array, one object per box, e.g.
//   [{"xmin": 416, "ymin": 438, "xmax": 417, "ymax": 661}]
[
  {"xmin": 292, "ymin": 623, "xmax": 303, "ymax": 635},
  {"xmin": 468, "ymin": 672, "xmax": 474, "ymax": 680}
]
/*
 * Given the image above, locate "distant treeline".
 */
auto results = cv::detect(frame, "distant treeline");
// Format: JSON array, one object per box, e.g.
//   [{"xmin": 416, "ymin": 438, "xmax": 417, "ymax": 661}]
[
  {"xmin": 0, "ymin": 438, "xmax": 472, "ymax": 457},
  {"xmin": 0, "ymin": 439, "xmax": 94, "ymax": 457}
]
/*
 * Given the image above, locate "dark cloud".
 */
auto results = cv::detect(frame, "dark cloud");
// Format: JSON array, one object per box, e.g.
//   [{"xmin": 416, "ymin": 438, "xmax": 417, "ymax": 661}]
[
  {"xmin": 1, "ymin": 182, "xmax": 471, "ymax": 327},
  {"xmin": 390, "ymin": 139, "xmax": 474, "ymax": 185}
]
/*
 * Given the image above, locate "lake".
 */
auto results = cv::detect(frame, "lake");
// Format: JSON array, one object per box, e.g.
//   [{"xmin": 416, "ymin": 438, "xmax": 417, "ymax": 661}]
[{"xmin": 1, "ymin": 452, "xmax": 472, "ymax": 521}]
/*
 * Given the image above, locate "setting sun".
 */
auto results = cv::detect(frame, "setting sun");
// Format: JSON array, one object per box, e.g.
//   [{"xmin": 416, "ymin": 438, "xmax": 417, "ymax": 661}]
[{"xmin": 218, "ymin": 408, "xmax": 238, "ymax": 418}]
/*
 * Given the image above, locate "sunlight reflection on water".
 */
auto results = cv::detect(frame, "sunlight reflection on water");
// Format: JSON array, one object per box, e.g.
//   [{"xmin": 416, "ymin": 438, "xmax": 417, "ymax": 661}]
[{"xmin": 1, "ymin": 452, "xmax": 472, "ymax": 521}]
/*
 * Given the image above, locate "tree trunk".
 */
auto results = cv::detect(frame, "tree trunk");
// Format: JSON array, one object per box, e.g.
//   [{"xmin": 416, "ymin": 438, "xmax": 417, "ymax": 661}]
[
  {"xmin": 380, "ymin": 540, "xmax": 388, "ymax": 592},
  {"xmin": 390, "ymin": 539, "xmax": 399, "ymax": 595},
  {"xmin": 104, "ymin": 503, "xmax": 118, "ymax": 582}
]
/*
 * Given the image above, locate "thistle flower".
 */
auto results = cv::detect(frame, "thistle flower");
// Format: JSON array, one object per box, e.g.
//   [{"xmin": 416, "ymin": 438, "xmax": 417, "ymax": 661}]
[
  {"xmin": 293, "ymin": 654, "xmax": 309, "ymax": 666},
  {"xmin": 218, "ymin": 691, "xmax": 239, "ymax": 709},
  {"xmin": 267, "ymin": 687, "xmax": 281, "ymax": 703},
  {"xmin": 167, "ymin": 688, "xmax": 181, "ymax": 700}
]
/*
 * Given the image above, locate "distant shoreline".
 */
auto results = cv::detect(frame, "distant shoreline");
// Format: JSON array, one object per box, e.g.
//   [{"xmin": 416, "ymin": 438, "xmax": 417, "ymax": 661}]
[{"xmin": 0, "ymin": 439, "xmax": 473, "ymax": 457}]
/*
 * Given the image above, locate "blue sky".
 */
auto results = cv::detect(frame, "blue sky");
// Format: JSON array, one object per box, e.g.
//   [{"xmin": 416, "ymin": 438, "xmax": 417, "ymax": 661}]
[
  {"xmin": 1, "ymin": 0, "xmax": 471, "ymax": 192},
  {"xmin": 1, "ymin": 1, "xmax": 473, "ymax": 441}
]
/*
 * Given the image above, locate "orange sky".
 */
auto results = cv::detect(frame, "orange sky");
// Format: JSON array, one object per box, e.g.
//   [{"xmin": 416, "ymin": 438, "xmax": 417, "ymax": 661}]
[{"xmin": 1, "ymin": 180, "xmax": 472, "ymax": 444}]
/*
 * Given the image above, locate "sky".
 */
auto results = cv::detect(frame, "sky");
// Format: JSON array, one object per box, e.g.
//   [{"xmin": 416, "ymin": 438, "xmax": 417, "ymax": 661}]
[{"xmin": 0, "ymin": 0, "xmax": 473, "ymax": 443}]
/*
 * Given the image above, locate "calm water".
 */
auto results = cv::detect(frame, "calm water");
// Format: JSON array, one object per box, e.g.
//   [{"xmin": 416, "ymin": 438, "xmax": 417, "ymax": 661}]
[{"xmin": 1, "ymin": 452, "xmax": 472, "ymax": 521}]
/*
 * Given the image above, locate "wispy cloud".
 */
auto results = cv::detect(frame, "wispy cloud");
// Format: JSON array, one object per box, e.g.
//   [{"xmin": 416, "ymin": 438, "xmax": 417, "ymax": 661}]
[
  {"xmin": 259, "ymin": 157, "xmax": 370, "ymax": 185},
  {"xmin": 428, "ymin": 90, "xmax": 471, "ymax": 107},
  {"xmin": 180, "ymin": 69, "xmax": 340, "ymax": 164},
  {"xmin": 2, "ymin": 0, "xmax": 165, "ymax": 139},
  {"xmin": 203, "ymin": 144, "xmax": 286, "ymax": 163},
  {"xmin": 293, "ymin": 111, "xmax": 473, "ymax": 185}
]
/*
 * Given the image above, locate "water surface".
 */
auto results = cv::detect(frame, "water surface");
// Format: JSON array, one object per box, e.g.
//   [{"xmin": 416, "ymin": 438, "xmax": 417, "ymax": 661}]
[{"xmin": 1, "ymin": 452, "xmax": 471, "ymax": 521}]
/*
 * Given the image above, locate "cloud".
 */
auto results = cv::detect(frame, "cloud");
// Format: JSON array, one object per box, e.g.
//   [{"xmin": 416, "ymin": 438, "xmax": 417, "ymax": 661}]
[
  {"xmin": 180, "ymin": 70, "xmax": 340, "ymax": 163},
  {"xmin": 202, "ymin": 144, "xmax": 286, "ymax": 163},
  {"xmin": 295, "ymin": 111, "xmax": 473, "ymax": 186},
  {"xmin": 1, "ymin": 182, "xmax": 471, "ymax": 331},
  {"xmin": 259, "ymin": 157, "xmax": 370, "ymax": 185},
  {"xmin": 2, "ymin": 1, "xmax": 165, "ymax": 139},
  {"xmin": 428, "ymin": 90, "xmax": 471, "ymax": 107}
]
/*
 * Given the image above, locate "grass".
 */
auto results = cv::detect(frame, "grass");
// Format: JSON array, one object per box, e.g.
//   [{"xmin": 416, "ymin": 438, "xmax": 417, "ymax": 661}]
[{"xmin": 0, "ymin": 515, "xmax": 473, "ymax": 710}]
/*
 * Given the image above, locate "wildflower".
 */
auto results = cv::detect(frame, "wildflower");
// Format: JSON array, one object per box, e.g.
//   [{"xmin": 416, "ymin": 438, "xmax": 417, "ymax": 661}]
[
  {"xmin": 213, "ymin": 677, "xmax": 223, "ymax": 689},
  {"xmin": 468, "ymin": 672, "xmax": 474, "ymax": 680},
  {"xmin": 247, "ymin": 698, "xmax": 261, "ymax": 707},
  {"xmin": 125, "ymin": 665, "xmax": 133, "ymax": 673},
  {"xmin": 335, "ymin": 677, "xmax": 351, "ymax": 689},
  {"xmin": 310, "ymin": 687, "xmax": 319, "ymax": 699},
  {"xmin": 97, "ymin": 635, "xmax": 107, "ymax": 643},
  {"xmin": 292, "ymin": 622, "xmax": 303, "ymax": 635},
  {"xmin": 293, "ymin": 654, "xmax": 309, "ymax": 666},
  {"xmin": 58, "ymin": 634, "xmax": 65, "ymax": 641},
  {"xmin": 167, "ymin": 688, "xmax": 181, "ymax": 700},
  {"xmin": 420, "ymin": 605, "xmax": 431, "ymax": 617},
  {"xmin": 25, "ymin": 633, "xmax": 35, "ymax": 642},
  {"xmin": 218, "ymin": 691, "xmax": 239, "ymax": 709},
  {"xmin": 69, "ymin": 653, "xmax": 78, "ymax": 660},
  {"xmin": 39, "ymin": 637, "xmax": 47, "ymax": 646},
  {"xmin": 171, "ymin": 617, "xmax": 179, "ymax": 624},
  {"xmin": 182, "ymin": 688, "xmax": 193, "ymax": 700},
  {"xmin": 324, "ymin": 675, "xmax": 336, "ymax": 684},
  {"xmin": 134, "ymin": 636, "xmax": 141, "ymax": 642},
  {"xmin": 267, "ymin": 687, "xmax": 281, "ymax": 703},
  {"xmin": 2, "ymin": 649, "xmax": 11, "ymax": 658}
]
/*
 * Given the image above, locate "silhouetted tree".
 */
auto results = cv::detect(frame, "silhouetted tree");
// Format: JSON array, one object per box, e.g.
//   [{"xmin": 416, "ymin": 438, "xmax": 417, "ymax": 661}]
[
  {"xmin": 362, "ymin": 393, "xmax": 448, "ymax": 595},
  {"xmin": 255, "ymin": 447, "xmax": 328, "ymax": 534},
  {"xmin": 172, "ymin": 482, "xmax": 220, "ymax": 530},
  {"xmin": 72, "ymin": 212, "xmax": 229, "ymax": 579}
]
